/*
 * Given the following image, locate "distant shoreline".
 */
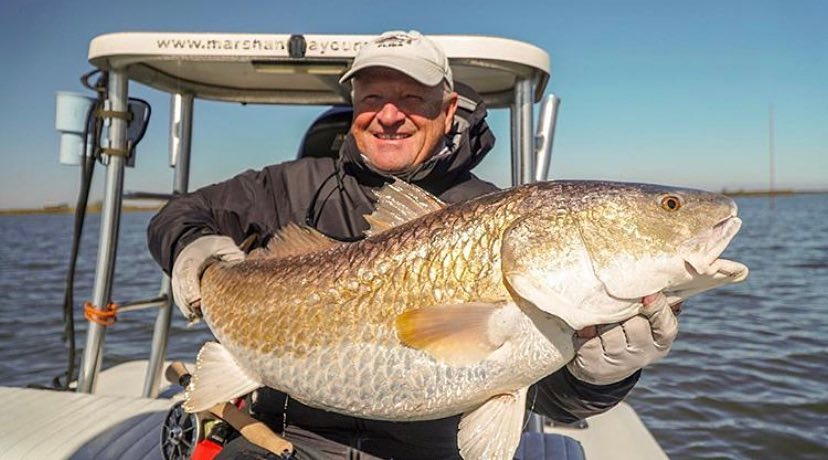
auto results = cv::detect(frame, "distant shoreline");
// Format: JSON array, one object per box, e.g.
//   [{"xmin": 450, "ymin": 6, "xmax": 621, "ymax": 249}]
[
  {"xmin": 0, "ymin": 203, "xmax": 163, "ymax": 216},
  {"xmin": 2, "ymin": 189, "xmax": 825, "ymax": 215},
  {"xmin": 721, "ymin": 189, "xmax": 827, "ymax": 197}
]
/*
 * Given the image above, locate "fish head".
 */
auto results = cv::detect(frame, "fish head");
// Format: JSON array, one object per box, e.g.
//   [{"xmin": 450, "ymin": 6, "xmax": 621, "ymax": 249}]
[
  {"xmin": 576, "ymin": 182, "xmax": 748, "ymax": 300},
  {"xmin": 502, "ymin": 181, "xmax": 748, "ymax": 330}
]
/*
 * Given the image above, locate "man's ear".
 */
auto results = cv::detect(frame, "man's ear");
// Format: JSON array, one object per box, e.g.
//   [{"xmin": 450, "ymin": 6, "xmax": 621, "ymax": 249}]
[{"xmin": 443, "ymin": 92, "xmax": 460, "ymax": 134}]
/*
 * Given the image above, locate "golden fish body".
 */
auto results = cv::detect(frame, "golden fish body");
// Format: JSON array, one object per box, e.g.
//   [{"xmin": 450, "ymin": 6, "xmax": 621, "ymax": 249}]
[
  {"xmin": 201, "ymin": 183, "xmax": 571, "ymax": 419},
  {"xmin": 188, "ymin": 180, "xmax": 747, "ymax": 458}
]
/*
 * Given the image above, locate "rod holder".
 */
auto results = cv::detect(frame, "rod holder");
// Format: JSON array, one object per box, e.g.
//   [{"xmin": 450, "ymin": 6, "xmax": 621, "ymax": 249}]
[{"xmin": 55, "ymin": 91, "xmax": 94, "ymax": 166}]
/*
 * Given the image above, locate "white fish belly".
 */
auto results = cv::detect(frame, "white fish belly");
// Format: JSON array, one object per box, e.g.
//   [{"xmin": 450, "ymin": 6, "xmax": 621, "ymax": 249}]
[{"xmin": 223, "ymin": 316, "xmax": 573, "ymax": 421}]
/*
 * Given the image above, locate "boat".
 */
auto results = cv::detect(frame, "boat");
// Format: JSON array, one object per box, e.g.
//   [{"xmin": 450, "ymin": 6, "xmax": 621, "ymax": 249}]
[{"xmin": 0, "ymin": 32, "xmax": 667, "ymax": 459}]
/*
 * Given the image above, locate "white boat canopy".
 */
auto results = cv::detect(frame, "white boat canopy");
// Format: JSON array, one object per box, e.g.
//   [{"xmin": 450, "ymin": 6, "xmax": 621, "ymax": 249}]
[{"xmin": 88, "ymin": 32, "xmax": 550, "ymax": 107}]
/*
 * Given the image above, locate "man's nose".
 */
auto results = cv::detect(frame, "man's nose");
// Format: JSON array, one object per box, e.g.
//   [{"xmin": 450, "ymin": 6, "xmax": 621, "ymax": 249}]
[{"xmin": 376, "ymin": 102, "xmax": 406, "ymax": 126}]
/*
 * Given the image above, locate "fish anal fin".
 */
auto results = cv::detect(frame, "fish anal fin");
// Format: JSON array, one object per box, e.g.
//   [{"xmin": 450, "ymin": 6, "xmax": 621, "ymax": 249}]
[
  {"xmin": 364, "ymin": 180, "xmax": 446, "ymax": 237},
  {"xmin": 257, "ymin": 222, "xmax": 340, "ymax": 260},
  {"xmin": 183, "ymin": 342, "xmax": 262, "ymax": 413},
  {"xmin": 458, "ymin": 387, "xmax": 528, "ymax": 460},
  {"xmin": 395, "ymin": 302, "xmax": 517, "ymax": 366}
]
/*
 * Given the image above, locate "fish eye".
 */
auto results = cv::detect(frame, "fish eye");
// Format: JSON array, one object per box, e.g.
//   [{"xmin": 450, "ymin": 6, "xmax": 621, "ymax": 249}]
[{"xmin": 660, "ymin": 195, "xmax": 682, "ymax": 211}]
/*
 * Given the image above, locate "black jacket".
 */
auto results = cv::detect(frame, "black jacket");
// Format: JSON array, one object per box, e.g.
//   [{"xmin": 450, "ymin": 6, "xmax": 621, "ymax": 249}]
[{"xmin": 147, "ymin": 86, "xmax": 638, "ymax": 459}]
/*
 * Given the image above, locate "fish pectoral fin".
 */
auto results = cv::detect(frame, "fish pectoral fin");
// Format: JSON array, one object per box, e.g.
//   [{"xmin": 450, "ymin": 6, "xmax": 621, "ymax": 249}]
[
  {"xmin": 183, "ymin": 342, "xmax": 262, "ymax": 413},
  {"xmin": 395, "ymin": 302, "xmax": 517, "ymax": 366},
  {"xmin": 364, "ymin": 179, "xmax": 446, "ymax": 237},
  {"xmin": 262, "ymin": 222, "xmax": 341, "ymax": 259},
  {"xmin": 458, "ymin": 387, "xmax": 528, "ymax": 460}
]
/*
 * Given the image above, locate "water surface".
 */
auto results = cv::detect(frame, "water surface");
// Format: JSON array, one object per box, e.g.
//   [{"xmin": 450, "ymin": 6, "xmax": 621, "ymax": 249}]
[{"xmin": 1, "ymin": 195, "xmax": 826, "ymax": 459}]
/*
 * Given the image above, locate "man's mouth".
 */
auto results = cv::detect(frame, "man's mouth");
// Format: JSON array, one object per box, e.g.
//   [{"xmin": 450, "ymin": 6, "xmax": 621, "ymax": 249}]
[{"xmin": 373, "ymin": 133, "xmax": 412, "ymax": 140}]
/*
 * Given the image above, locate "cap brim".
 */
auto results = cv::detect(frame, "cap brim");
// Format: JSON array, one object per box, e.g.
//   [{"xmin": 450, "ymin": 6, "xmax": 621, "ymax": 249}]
[{"xmin": 339, "ymin": 55, "xmax": 449, "ymax": 88}]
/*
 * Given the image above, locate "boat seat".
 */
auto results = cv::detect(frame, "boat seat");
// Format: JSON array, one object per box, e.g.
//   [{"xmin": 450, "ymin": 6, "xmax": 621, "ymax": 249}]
[
  {"xmin": 514, "ymin": 432, "xmax": 586, "ymax": 460},
  {"xmin": 297, "ymin": 106, "xmax": 353, "ymax": 160},
  {"xmin": 0, "ymin": 386, "xmax": 173, "ymax": 460}
]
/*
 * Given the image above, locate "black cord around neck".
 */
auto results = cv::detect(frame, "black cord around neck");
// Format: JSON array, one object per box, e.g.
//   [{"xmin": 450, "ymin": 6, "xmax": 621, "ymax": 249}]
[{"xmin": 304, "ymin": 163, "xmax": 365, "ymax": 243}]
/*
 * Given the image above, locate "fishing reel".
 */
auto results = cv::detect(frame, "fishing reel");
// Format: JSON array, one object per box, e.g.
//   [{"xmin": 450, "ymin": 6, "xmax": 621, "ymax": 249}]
[
  {"xmin": 160, "ymin": 362, "xmax": 294, "ymax": 459},
  {"xmin": 160, "ymin": 400, "xmax": 204, "ymax": 459},
  {"xmin": 160, "ymin": 363, "xmax": 237, "ymax": 460},
  {"xmin": 161, "ymin": 401, "xmax": 238, "ymax": 460}
]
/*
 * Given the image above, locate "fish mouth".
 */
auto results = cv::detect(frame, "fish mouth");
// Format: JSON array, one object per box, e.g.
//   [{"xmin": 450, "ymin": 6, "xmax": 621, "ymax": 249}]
[
  {"xmin": 669, "ymin": 211, "xmax": 748, "ymax": 303},
  {"xmin": 664, "ymin": 257, "xmax": 749, "ymax": 303},
  {"xmin": 683, "ymin": 214, "xmax": 742, "ymax": 276}
]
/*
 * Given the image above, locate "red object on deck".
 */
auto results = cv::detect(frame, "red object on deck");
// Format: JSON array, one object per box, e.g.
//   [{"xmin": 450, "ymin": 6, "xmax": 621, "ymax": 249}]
[{"xmin": 191, "ymin": 439, "xmax": 223, "ymax": 460}]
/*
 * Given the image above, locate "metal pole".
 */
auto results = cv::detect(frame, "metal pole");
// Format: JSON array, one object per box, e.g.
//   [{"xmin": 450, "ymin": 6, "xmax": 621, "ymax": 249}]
[
  {"xmin": 172, "ymin": 93, "xmax": 194, "ymax": 194},
  {"xmin": 142, "ymin": 93, "xmax": 194, "ymax": 397},
  {"xmin": 509, "ymin": 104, "xmax": 521, "ymax": 187},
  {"xmin": 526, "ymin": 414, "xmax": 544, "ymax": 433},
  {"xmin": 513, "ymin": 78, "xmax": 535, "ymax": 185},
  {"xmin": 77, "ymin": 70, "xmax": 129, "ymax": 393},
  {"xmin": 142, "ymin": 278, "xmax": 172, "ymax": 398},
  {"xmin": 169, "ymin": 92, "xmax": 194, "ymax": 173},
  {"xmin": 534, "ymin": 95, "xmax": 561, "ymax": 182}
]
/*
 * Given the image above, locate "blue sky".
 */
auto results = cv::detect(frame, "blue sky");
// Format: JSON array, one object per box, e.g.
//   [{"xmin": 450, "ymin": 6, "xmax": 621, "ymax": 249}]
[{"xmin": 0, "ymin": 0, "xmax": 825, "ymax": 209}]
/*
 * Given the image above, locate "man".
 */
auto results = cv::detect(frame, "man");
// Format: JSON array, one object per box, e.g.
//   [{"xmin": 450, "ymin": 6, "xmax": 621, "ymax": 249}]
[{"xmin": 148, "ymin": 31, "xmax": 678, "ymax": 459}]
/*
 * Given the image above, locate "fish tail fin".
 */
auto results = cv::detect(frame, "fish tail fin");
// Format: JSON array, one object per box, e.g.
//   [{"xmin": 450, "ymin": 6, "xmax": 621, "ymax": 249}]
[{"xmin": 183, "ymin": 342, "xmax": 262, "ymax": 413}]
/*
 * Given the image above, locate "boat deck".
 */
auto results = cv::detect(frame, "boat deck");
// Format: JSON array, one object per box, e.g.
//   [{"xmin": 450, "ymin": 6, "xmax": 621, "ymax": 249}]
[
  {"xmin": 545, "ymin": 403, "xmax": 667, "ymax": 460},
  {"xmin": 0, "ymin": 361, "xmax": 666, "ymax": 459}
]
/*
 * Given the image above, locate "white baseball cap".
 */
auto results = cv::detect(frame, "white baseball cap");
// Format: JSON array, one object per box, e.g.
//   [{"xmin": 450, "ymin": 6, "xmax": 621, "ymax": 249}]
[{"xmin": 339, "ymin": 30, "xmax": 453, "ymax": 90}]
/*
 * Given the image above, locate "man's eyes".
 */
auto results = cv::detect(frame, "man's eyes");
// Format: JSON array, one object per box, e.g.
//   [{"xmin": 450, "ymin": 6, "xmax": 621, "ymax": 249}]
[{"xmin": 357, "ymin": 93, "xmax": 429, "ymax": 113}]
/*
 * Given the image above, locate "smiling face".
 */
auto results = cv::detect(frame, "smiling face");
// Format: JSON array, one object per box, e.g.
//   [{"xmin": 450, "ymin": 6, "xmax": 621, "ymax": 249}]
[{"xmin": 351, "ymin": 67, "xmax": 458, "ymax": 173}]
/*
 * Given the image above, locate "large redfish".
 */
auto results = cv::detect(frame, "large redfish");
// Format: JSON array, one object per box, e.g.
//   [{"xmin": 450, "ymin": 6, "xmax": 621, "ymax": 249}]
[{"xmin": 184, "ymin": 180, "xmax": 748, "ymax": 459}]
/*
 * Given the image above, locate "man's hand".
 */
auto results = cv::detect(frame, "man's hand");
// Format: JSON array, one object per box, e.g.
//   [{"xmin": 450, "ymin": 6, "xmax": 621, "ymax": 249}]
[
  {"xmin": 171, "ymin": 235, "xmax": 245, "ymax": 322},
  {"xmin": 566, "ymin": 293, "xmax": 680, "ymax": 385}
]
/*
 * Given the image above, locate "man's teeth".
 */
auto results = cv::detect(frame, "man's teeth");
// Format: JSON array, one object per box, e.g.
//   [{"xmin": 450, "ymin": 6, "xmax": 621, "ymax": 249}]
[{"xmin": 375, "ymin": 133, "xmax": 410, "ymax": 140}]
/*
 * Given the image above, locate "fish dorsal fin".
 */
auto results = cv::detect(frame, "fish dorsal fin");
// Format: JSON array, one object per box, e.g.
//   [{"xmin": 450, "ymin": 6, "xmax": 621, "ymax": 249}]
[
  {"xmin": 458, "ymin": 387, "xmax": 528, "ymax": 460},
  {"xmin": 364, "ymin": 180, "xmax": 446, "ymax": 237},
  {"xmin": 183, "ymin": 342, "xmax": 262, "ymax": 413},
  {"xmin": 257, "ymin": 223, "xmax": 340, "ymax": 260},
  {"xmin": 395, "ymin": 301, "xmax": 519, "ymax": 366}
]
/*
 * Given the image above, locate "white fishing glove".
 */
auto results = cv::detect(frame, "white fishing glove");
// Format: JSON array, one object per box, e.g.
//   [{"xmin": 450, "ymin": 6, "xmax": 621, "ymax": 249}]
[
  {"xmin": 171, "ymin": 235, "xmax": 245, "ymax": 322},
  {"xmin": 566, "ymin": 293, "xmax": 680, "ymax": 385}
]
